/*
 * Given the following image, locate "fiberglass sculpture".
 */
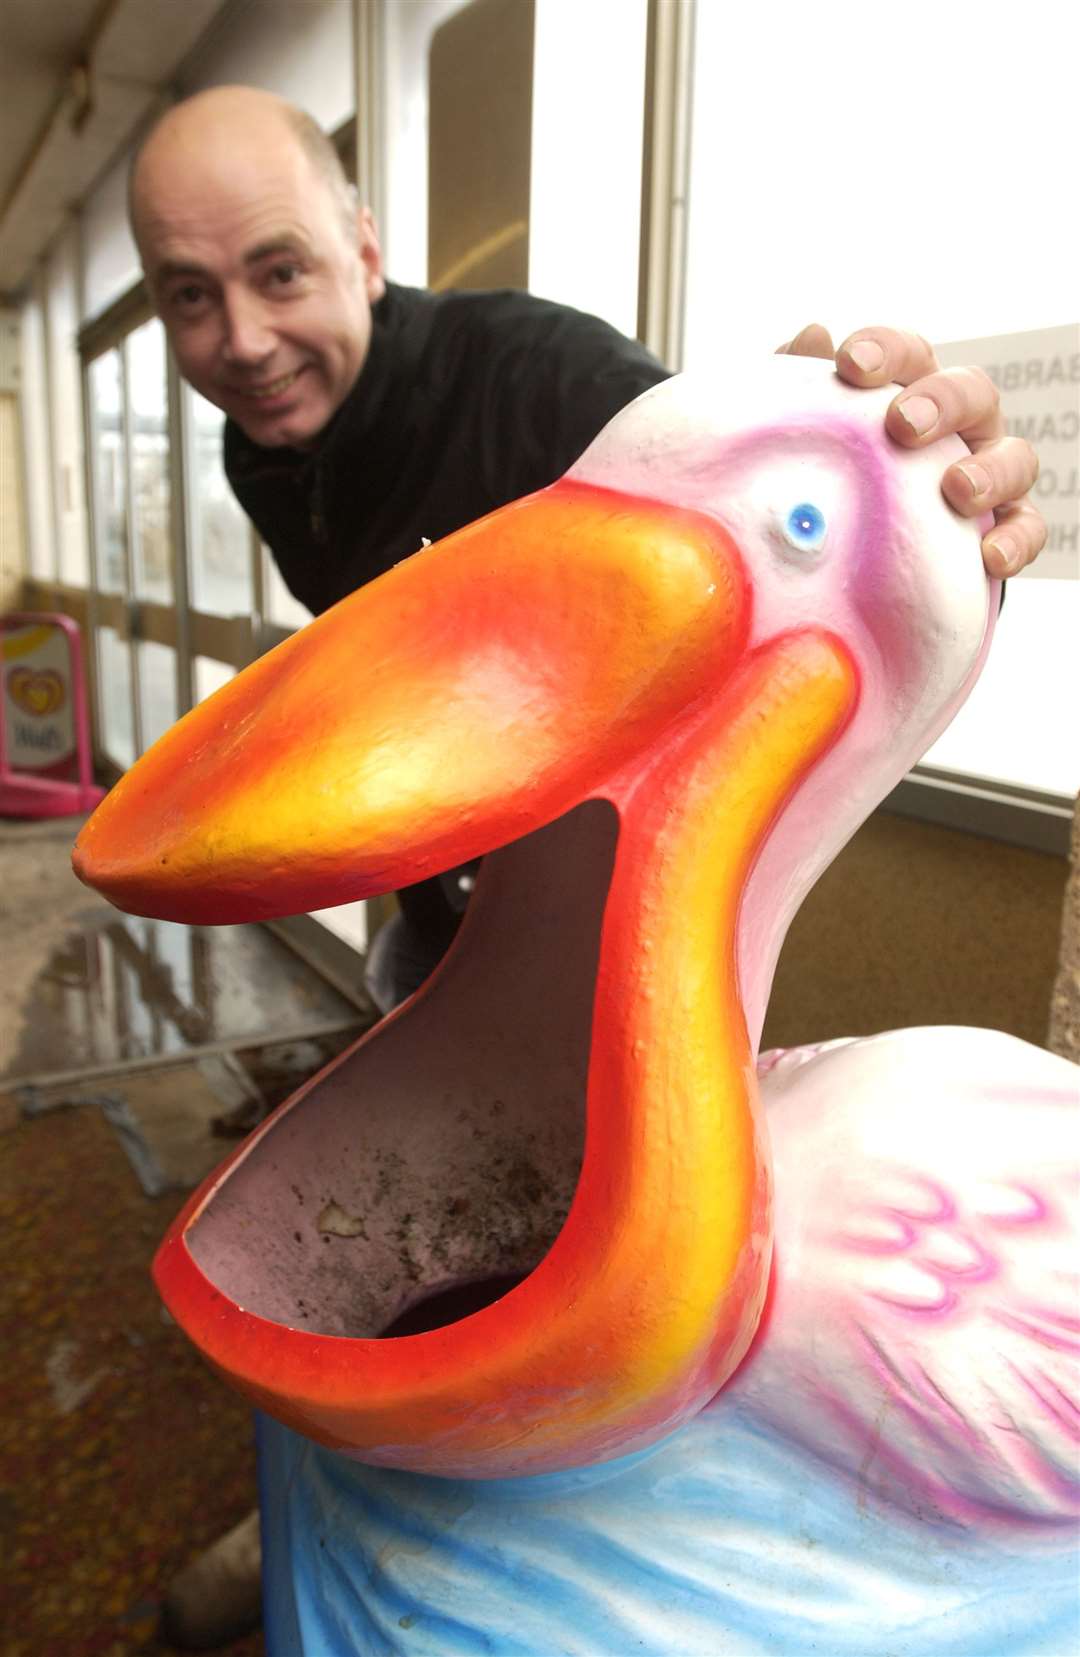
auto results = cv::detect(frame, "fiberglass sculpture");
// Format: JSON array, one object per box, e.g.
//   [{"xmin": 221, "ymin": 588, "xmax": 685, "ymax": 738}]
[{"xmin": 74, "ymin": 357, "xmax": 1079, "ymax": 1655}]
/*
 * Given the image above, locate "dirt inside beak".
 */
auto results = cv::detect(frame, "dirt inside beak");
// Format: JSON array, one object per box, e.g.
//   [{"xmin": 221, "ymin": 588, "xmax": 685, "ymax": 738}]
[{"xmin": 183, "ymin": 800, "xmax": 618, "ymax": 1339}]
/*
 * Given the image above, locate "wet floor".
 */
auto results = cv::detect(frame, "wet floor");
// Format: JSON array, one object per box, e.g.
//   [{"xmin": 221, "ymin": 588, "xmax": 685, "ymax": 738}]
[
  {"xmin": 1, "ymin": 813, "xmax": 368, "ymax": 1089},
  {"xmin": 6, "ymin": 910, "xmax": 361, "ymax": 1086}
]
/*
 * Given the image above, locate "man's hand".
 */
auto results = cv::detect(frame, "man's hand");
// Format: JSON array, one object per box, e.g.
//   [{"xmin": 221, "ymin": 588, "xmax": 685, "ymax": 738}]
[{"xmin": 777, "ymin": 324, "xmax": 1045, "ymax": 579}]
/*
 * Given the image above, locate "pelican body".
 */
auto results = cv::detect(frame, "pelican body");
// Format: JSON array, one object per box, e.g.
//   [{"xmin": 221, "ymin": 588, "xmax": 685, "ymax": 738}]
[{"xmin": 73, "ymin": 358, "xmax": 1079, "ymax": 1653}]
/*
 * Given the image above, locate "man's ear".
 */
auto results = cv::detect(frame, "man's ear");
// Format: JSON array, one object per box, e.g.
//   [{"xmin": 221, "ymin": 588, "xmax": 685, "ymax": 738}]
[{"xmin": 357, "ymin": 205, "xmax": 386, "ymax": 304}]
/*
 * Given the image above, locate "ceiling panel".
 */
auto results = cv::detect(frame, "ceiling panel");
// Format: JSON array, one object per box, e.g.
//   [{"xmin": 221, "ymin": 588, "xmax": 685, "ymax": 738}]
[
  {"xmin": 0, "ymin": 0, "xmax": 104, "ymax": 213},
  {"xmin": 0, "ymin": 0, "xmax": 229, "ymax": 297}
]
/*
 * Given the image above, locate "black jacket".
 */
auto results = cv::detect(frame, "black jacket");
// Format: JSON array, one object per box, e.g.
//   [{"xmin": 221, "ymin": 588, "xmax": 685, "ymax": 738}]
[{"xmin": 225, "ymin": 282, "xmax": 670, "ymax": 616}]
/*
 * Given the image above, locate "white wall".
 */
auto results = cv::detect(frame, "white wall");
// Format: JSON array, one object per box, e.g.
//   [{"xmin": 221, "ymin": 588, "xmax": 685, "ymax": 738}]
[
  {"xmin": 82, "ymin": 153, "xmax": 142, "ymax": 323},
  {"xmin": 177, "ymin": 0, "xmax": 354, "ymax": 129},
  {"xmin": 381, "ymin": 0, "xmax": 471, "ymax": 284}
]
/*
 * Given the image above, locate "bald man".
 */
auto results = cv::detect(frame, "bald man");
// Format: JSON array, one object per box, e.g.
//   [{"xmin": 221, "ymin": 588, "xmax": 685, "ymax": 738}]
[{"xmin": 129, "ymin": 85, "xmax": 1046, "ymax": 1647}]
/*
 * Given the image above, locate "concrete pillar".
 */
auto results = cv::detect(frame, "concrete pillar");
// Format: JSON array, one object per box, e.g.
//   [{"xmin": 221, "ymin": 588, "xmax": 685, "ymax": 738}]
[{"xmin": 1047, "ymin": 796, "xmax": 1080, "ymax": 1063}]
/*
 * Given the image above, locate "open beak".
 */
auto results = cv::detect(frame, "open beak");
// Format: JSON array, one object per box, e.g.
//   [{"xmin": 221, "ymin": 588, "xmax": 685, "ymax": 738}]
[
  {"xmin": 72, "ymin": 472, "xmax": 863, "ymax": 1479},
  {"xmin": 74, "ymin": 480, "xmax": 750, "ymax": 922}
]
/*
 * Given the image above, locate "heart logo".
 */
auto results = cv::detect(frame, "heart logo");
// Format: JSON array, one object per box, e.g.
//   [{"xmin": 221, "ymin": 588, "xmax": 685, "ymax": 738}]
[{"xmin": 7, "ymin": 666, "xmax": 66, "ymax": 718}]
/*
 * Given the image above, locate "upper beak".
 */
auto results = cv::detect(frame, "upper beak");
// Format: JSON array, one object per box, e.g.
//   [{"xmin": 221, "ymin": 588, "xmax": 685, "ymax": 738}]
[{"xmin": 73, "ymin": 479, "xmax": 750, "ymax": 923}]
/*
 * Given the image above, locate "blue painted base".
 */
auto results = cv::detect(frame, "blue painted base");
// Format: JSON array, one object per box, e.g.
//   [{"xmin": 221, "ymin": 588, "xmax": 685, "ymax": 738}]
[{"xmin": 256, "ymin": 1401, "xmax": 1078, "ymax": 1655}]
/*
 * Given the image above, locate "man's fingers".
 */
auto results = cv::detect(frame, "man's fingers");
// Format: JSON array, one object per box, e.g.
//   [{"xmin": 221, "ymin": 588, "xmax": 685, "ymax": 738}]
[
  {"xmin": 941, "ymin": 434, "xmax": 1040, "ymax": 519},
  {"xmin": 981, "ymin": 499, "xmax": 1047, "ymax": 578},
  {"xmin": 885, "ymin": 366, "xmax": 1005, "ymax": 447},
  {"xmin": 886, "ymin": 369, "xmax": 1045, "ymax": 579},
  {"xmin": 779, "ymin": 321, "xmax": 1047, "ymax": 579},
  {"xmin": 943, "ymin": 431, "xmax": 1044, "ymax": 578},
  {"xmin": 777, "ymin": 323, "xmax": 834, "ymax": 359},
  {"xmin": 836, "ymin": 327, "xmax": 938, "ymax": 387}
]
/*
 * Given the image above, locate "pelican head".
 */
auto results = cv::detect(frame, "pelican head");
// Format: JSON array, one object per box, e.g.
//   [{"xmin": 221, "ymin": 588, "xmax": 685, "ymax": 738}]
[{"xmin": 72, "ymin": 356, "xmax": 995, "ymax": 1478}]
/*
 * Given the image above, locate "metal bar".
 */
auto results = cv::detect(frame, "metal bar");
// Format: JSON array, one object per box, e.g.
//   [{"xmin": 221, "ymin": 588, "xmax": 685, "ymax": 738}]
[
  {"xmin": 172, "ymin": 374, "xmax": 198, "ymax": 712},
  {"xmin": 250, "ymin": 523, "xmax": 266, "ymax": 660},
  {"xmin": 4, "ymin": 1016, "xmax": 367, "ymax": 1095},
  {"xmin": 119, "ymin": 334, "xmax": 144, "ymax": 758},
  {"xmin": 38, "ymin": 265, "xmax": 61, "ymax": 584},
  {"xmin": 354, "ymin": 0, "xmax": 387, "ymax": 227},
  {"xmin": 264, "ymin": 915, "xmax": 377, "ymax": 1015},
  {"xmin": 637, "ymin": 0, "xmax": 696, "ymax": 366},
  {"xmin": 79, "ymin": 342, "xmax": 106, "ymax": 762},
  {"xmin": 78, "ymin": 281, "xmax": 153, "ymax": 365},
  {"xmin": 186, "ymin": 609, "xmax": 256, "ymax": 669}
]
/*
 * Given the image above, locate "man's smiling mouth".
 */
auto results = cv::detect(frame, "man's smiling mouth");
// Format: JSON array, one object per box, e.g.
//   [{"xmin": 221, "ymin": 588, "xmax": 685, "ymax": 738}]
[{"xmin": 238, "ymin": 368, "xmax": 303, "ymax": 399}]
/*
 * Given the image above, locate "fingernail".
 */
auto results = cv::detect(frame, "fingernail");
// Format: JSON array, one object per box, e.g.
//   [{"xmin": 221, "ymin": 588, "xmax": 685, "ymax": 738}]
[
  {"xmin": 987, "ymin": 535, "xmax": 1021, "ymax": 576},
  {"xmin": 897, "ymin": 395, "xmax": 939, "ymax": 437},
  {"xmin": 848, "ymin": 340, "xmax": 885, "ymax": 375},
  {"xmin": 957, "ymin": 461, "xmax": 991, "ymax": 500}
]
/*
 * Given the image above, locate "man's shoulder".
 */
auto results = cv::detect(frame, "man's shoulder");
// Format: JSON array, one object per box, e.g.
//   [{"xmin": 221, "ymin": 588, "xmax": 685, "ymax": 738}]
[{"xmin": 390, "ymin": 281, "xmax": 656, "ymax": 364}]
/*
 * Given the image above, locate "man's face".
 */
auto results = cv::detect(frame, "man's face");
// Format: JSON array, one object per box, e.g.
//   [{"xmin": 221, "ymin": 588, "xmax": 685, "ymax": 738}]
[{"xmin": 134, "ymin": 119, "xmax": 385, "ymax": 449}]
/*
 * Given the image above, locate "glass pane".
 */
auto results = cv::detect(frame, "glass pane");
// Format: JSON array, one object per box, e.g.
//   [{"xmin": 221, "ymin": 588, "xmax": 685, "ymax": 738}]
[
  {"xmin": 128, "ymin": 319, "xmax": 172, "ymax": 603},
  {"xmin": 194, "ymin": 655, "xmax": 235, "ymax": 706},
  {"xmin": 97, "ymin": 624, "xmax": 135, "ymax": 768},
  {"xmin": 382, "ymin": 0, "xmax": 473, "ymax": 283},
  {"xmin": 88, "ymin": 351, "xmax": 126, "ymax": 594},
  {"xmin": 21, "ymin": 286, "xmax": 55, "ymax": 581},
  {"xmin": 262, "ymin": 545, "xmax": 311, "ymax": 631},
  {"xmin": 137, "ymin": 640, "xmax": 178, "ymax": 752},
  {"xmin": 684, "ymin": 5, "xmax": 1076, "ymax": 364},
  {"xmin": 529, "ymin": 0, "xmax": 647, "ymax": 335},
  {"xmin": 187, "ymin": 389, "xmax": 254, "ymax": 615},
  {"xmin": 46, "ymin": 225, "xmax": 90, "ymax": 584}
]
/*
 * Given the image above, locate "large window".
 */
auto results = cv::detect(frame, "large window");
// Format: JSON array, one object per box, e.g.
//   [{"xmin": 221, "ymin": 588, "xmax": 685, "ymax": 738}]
[
  {"xmin": 45, "ymin": 227, "xmax": 90, "ymax": 587},
  {"xmin": 129, "ymin": 319, "xmax": 172, "ymax": 606},
  {"xmin": 684, "ymin": 4, "xmax": 1076, "ymax": 364},
  {"xmin": 186, "ymin": 390, "xmax": 255, "ymax": 618},
  {"xmin": 87, "ymin": 349, "xmax": 126, "ymax": 593},
  {"xmin": 85, "ymin": 317, "xmax": 178, "ymax": 768},
  {"xmin": 683, "ymin": 2, "xmax": 1078, "ymax": 802},
  {"xmin": 378, "ymin": 0, "xmax": 474, "ymax": 282},
  {"xmin": 19, "ymin": 283, "xmax": 54, "ymax": 582},
  {"xmin": 528, "ymin": 0, "xmax": 648, "ymax": 337}
]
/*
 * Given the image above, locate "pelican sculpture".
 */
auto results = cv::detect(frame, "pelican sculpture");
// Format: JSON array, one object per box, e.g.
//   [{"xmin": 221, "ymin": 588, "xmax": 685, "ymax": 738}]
[{"xmin": 74, "ymin": 357, "xmax": 1079, "ymax": 1653}]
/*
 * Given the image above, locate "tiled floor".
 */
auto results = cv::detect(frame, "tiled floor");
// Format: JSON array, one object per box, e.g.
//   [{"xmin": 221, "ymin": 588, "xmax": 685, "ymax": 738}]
[{"xmin": 1, "ymin": 1099, "xmax": 266, "ymax": 1656}]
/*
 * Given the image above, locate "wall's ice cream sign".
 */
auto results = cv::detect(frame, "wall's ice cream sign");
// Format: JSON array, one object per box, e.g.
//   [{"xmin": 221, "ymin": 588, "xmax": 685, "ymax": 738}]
[{"xmin": 2, "ymin": 622, "xmax": 76, "ymax": 769}]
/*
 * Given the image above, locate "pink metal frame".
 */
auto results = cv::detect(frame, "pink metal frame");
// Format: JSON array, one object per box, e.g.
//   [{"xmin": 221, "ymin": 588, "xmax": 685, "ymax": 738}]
[{"xmin": 0, "ymin": 611, "xmax": 106, "ymax": 818}]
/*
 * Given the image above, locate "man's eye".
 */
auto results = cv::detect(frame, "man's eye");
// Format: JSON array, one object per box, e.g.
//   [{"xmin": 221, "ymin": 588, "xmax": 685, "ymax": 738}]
[
  {"xmin": 268, "ymin": 263, "xmax": 303, "ymax": 288},
  {"xmin": 171, "ymin": 285, "xmax": 207, "ymax": 312}
]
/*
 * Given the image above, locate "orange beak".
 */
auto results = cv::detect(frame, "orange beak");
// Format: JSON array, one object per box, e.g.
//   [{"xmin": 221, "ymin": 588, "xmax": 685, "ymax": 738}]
[
  {"xmin": 74, "ymin": 480, "xmax": 751, "ymax": 921},
  {"xmin": 73, "ymin": 475, "xmax": 864, "ymax": 1478}
]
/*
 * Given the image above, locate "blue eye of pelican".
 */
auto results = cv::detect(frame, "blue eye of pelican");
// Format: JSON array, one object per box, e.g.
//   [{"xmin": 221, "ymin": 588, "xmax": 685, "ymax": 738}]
[{"xmin": 783, "ymin": 502, "xmax": 827, "ymax": 553}]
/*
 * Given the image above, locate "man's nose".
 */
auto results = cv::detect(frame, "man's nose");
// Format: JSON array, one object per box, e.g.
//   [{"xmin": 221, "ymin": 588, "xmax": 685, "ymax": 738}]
[{"xmin": 221, "ymin": 290, "xmax": 275, "ymax": 365}]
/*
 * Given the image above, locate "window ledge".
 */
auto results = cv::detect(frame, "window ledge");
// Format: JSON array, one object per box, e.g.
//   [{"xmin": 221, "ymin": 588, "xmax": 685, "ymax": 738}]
[{"xmin": 883, "ymin": 765, "xmax": 1074, "ymax": 857}]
